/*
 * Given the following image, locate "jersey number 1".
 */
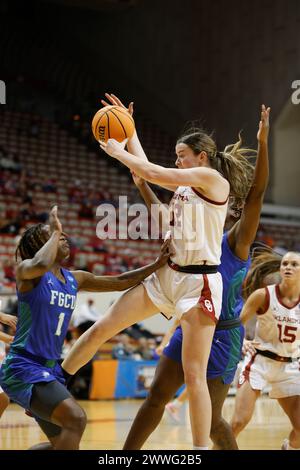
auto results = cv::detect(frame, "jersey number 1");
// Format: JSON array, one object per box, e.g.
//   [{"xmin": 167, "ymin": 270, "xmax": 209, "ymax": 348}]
[
  {"xmin": 277, "ymin": 324, "xmax": 297, "ymax": 343},
  {"xmin": 55, "ymin": 313, "xmax": 65, "ymax": 336}
]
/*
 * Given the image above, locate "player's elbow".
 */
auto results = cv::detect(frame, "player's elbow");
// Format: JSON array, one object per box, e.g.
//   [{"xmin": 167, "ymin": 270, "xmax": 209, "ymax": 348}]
[
  {"xmin": 33, "ymin": 258, "xmax": 51, "ymax": 271},
  {"xmin": 246, "ymin": 186, "xmax": 267, "ymax": 203},
  {"xmin": 144, "ymin": 168, "xmax": 159, "ymax": 182},
  {"xmin": 18, "ymin": 259, "xmax": 49, "ymax": 280},
  {"xmin": 118, "ymin": 274, "xmax": 143, "ymax": 291},
  {"xmin": 146, "ymin": 167, "xmax": 170, "ymax": 185},
  {"xmin": 113, "ymin": 277, "xmax": 133, "ymax": 291}
]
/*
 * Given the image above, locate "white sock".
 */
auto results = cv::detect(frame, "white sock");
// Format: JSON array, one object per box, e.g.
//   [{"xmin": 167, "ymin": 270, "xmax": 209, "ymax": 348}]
[{"xmin": 193, "ymin": 446, "xmax": 209, "ymax": 450}]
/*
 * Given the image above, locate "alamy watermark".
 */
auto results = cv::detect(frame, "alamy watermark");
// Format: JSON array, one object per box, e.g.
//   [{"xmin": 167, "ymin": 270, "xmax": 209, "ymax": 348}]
[
  {"xmin": 0, "ymin": 80, "xmax": 6, "ymax": 104},
  {"xmin": 291, "ymin": 80, "xmax": 300, "ymax": 105},
  {"xmin": 95, "ymin": 196, "xmax": 204, "ymax": 251}
]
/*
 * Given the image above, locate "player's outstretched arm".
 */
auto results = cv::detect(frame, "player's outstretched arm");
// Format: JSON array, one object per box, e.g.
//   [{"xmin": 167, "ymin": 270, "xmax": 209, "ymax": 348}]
[
  {"xmin": 0, "ymin": 330, "xmax": 14, "ymax": 344},
  {"xmin": 0, "ymin": 312, "xmax": 17, "ymax": 331},
  {"xmin": 240, "ymin": 288, "xmax": 268, "ymax": 325},
  {"xmin": 229, "ymin": 105, "xmax": 270, "ymax": 259},
  {"xmin": 100, "ymin": 139, "xmax": 228, "ymax": 199},
  {"xmin": 73, "ymin": 237, "xmax": 172, "ymax": 292},
  {"xmin": 16, "ymin": 206, "xmax": 62, "ymax": 281}
]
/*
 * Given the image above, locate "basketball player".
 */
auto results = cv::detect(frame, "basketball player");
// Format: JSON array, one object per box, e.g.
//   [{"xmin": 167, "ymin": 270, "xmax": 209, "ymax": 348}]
[
  {"xmin": 0, "ymin": 308, "xmax": 16, "ymax": 418},
  {"xmin": 231, "ymin": 251, "xmax": 300, "ymax": 450},
  {"xmin": 62, "ymin": 108, "xmax": 255, "ymax": 449},
  {"xmin": 0, "ymin": 206, "xmax": 171, "ymax": 450},
  {"xmin": 119, "ymin": 103, "xmax": 270, "ymax": 449}
]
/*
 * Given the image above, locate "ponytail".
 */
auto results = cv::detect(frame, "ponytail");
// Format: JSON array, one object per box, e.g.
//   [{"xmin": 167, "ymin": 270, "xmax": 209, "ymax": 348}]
[
  {"xmin": 177, "ymin": 128, "xmax": 255, "ymax": 200},
  {"xmin": 213, "ymin": 134, "xmax": 256, "ymax": 200}
]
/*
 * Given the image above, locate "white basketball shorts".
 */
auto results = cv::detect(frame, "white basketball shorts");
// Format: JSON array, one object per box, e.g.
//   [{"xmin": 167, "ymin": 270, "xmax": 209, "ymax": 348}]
[
  {"xmin": 142, "ymin": 263, "xmax": 223, "ymax": 322},
  {"xmin": 239, "ymin": 352, "xmax": 300, "ymax": 399}
]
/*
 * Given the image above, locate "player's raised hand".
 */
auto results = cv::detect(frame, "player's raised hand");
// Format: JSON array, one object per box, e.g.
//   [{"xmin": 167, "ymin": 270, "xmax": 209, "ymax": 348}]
[
  {"xmin": 155, "ymin": 236, "xmax": 173, "ymax": 268},
  {"xmin": 0, "ymin": 331, "xmax": 14, "ymax": 344},
  {"xmin": 257, "ymin": 104, "xmax": 270, "ymax": 144},
  {"xmin": 242, "ymin": 339, "xmax": 258, "ymax": 356},
  {"xmin": 101, "ymin": 93, "xmax": 134, "ymax": 116},
  {"xmin": 0, "ymin": 312, "xmax": 17, "ymax": 331},
  {"xmin": 100, "ymin": 139, "xmax": 127, "ymax": 158},
  {"xmin": 49, "ymin": 205, "xmax": 62, "ymax": 234}
]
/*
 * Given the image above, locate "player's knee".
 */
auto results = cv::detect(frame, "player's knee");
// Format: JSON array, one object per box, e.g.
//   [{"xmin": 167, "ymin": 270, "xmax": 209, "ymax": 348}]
[
  {"xmin": 147, "ymin": 384, "xmax": 171, "ymax": 407},
  {"xmin": 231, "ymin": 413, "xmax": 248, "ymax": 434},
  {"xmin": 184, "ymin": 369, "xmax": 206, "ymax": 389},
  {"xmin": 75, "ymin": 408, "xmax": 87, "ymax": 433},
  {"xmin": 65, "ymin": 407, "xmax": 87, "ymax": 433}
]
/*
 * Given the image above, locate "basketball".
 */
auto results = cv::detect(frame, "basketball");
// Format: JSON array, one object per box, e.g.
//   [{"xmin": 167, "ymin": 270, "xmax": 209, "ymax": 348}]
[{"xmin": 91, "ymin": 105, "xmax": 135, "ymax": 143}]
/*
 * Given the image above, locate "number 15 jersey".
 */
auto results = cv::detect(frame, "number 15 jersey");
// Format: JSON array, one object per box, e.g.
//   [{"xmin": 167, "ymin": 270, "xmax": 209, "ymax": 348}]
[{"xmin": 255, "ymin": 284, "xmax": 300, "ymax": 358}]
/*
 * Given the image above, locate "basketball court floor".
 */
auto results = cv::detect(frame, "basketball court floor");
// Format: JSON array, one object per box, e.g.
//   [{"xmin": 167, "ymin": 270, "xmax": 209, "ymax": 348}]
[{"xmin": 0, "ymin": 395, "xmax": 290, "ymax": 450}]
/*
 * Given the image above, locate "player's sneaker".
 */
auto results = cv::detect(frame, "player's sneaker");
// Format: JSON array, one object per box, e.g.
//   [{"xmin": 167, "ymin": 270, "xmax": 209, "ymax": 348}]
[
  {"xmin": 281, "ymin": 438, "xmax": 289, "ymax": 450},
  {"xmin": 165, "ymin": 402, "xmax": 181, "ymax": 423}
]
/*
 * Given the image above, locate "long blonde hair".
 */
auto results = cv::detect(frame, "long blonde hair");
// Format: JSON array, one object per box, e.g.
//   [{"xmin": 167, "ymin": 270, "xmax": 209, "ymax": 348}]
[{"xmin": 177, "ymin": 128, "xmax": 255, "ymax": 200}]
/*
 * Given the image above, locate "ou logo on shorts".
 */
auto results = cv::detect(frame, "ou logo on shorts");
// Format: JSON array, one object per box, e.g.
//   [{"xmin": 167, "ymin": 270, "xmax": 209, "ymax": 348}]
[{"xmin": 204, "ymin": 299, "xmax": 213, "ymax": 312}]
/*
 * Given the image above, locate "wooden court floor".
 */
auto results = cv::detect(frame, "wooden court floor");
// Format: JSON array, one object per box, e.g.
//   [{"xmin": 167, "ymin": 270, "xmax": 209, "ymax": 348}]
[{"xmin": 0, "ymin": 396, "xmax": 291, "ymax": 450}]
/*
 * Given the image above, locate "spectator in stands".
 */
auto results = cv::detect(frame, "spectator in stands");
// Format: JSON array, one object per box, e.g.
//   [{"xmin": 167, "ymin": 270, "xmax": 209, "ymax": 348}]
[
  {"xmin": 134, "ymin": 337, "xmax": 156, "ymax": 361},
  {"xmin": 42, "ymin": 178, "xmax": 57, "ymax": 193},
  {"xmin": 98, "ymin": 186, "xmax": 115, "ymax": 205},
  {"xmin": 73, "ymin": 299, "xmax": 101, "ymax": 335},
  {"xmin": 87, "ymin": 189, "xmax": 102, "ymax": 206},
  {"xmin": 0, "ymin": 151, "xmax": 22, "ymax": 173},
  {"xmin": 18, "ymin": 201, "xmax": 45, "ymax": 224},
  {"xmin": 90, "ymin": 235, "xmax": 108, "ymax": 253},
  {"xmin": 0, "ymin": 262, "xmax": 5, "ymax": 286},
  {"xmin": 3, "ymin": 260, "xmax": 15, "ymax": 282},
  {"xmin": 0, "ymin": 215, "xmax": 20, "ymax": 234},
  {"xmin": 73, "ymin": 251, "xmax": 88, "ymax": 271},
  {"xmin": 68, "ymin": 179, "xmax": 84, "ymax": 203},
  {"xmin": 147, "ymin": 338, "xmax": 160, "ymax": 360},
  {"xmin": 2, "ymin": 176, "xmax": 18, "ymax": 196},
  {"xmin": 78, "ymin": 202, "xmax": 94, "ymax": 219},
  {"xmin": 112, "ymin": 334, "xmax": 135, "ymax": 360}
]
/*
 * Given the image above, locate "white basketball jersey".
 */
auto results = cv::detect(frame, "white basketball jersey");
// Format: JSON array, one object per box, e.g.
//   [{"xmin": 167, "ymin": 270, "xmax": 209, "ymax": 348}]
[
  {"xmin": 168, "ymin": 186, "xmax": 228, "ymax": 266},
  {"xmin": 254, "ymin": 284, "xmax": 300, "ymax": 358}
]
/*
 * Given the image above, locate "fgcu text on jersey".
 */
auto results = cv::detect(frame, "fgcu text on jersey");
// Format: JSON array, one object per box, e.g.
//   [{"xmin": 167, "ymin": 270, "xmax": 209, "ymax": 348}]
[{"xmin": 50, "ymin": 290, "xmax": 76, "ymax": 309}]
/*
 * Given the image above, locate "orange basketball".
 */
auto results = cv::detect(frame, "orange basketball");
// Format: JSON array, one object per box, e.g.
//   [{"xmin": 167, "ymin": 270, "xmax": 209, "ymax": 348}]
[{"xmin": 91, "ymin": 105, "xmax": 135, "ymax": 143}]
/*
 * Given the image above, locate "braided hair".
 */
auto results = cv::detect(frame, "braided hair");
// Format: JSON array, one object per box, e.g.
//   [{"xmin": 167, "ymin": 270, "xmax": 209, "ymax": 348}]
[{"xmin": 15, "ymin": 224, "xmax": 47, "ymax": 261}]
